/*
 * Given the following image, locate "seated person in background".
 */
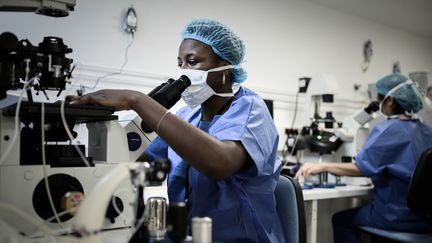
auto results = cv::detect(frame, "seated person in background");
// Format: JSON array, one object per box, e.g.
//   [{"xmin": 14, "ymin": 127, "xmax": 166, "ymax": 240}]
[
  {"xmin": 68, "ymin": 19, "xmax": 285, "ymax": 242},
  {"xmin": 295, "ymin": 73, "xmax": 432, "ymax": 243}
]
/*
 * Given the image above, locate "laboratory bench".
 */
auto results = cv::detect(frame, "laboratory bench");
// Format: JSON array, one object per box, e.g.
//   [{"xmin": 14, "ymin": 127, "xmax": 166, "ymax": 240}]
[
  {"xmin": 2, "ymin": 184, "xmax": 372, "ymax": 243},
  {"xmin": 104, "ymin": 184, "xmax": 374, "ymax": 243},
  {"xmin": 302, "ymin": 184, "xmax": 374, "ymax": 243}
]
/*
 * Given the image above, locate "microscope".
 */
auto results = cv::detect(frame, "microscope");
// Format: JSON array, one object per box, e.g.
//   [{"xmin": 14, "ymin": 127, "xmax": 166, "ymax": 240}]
[
  {"xmin": 0, "ymin": 2, "xmax": 193, "ymax": 241},
  {"xmin": 293, "ymin": 75, "xmax": 343, "ymax": 188},
  {"xmin": 0, "ymin": 31, "xmax": 191, "ymax": 240},
  {"xmin": 0, "ymin": 1, "xmax": 137, "ymax": 235},
  {"xmin": 0, "ymin": 31, "xmax": 139, "ymax": 235}
]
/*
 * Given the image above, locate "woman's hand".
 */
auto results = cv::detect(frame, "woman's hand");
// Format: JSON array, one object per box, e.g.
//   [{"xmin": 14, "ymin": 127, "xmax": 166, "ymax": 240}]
[
  {"xmin": 295, "ymin": 163, "xmax": 326, "ymax": 179},
  {"xmin": 66, "ymin": 89, "xmax": 141, "ymax": 111}
]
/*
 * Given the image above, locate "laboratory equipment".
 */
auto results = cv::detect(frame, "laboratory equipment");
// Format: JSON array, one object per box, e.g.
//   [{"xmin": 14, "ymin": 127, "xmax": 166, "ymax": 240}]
[
  {"xmin": 300, "ymin": 75, "xmax": 342, "ymax": 154},
  {"xmin": 72, "ymin": 160, "xmax": 171, "ymax": 243},
  {"xmin": 192, "ymin": 217, "xmax": 212, "ymax": 243},
  {"xmin": 0, "ymin": 32, "xmax": 73, "ymax": 100},
  {"xmin": 166, "ymin": 202, "xmax": 188, "ymax": 243},
  {"xmin": 0, "ymin": 3, "xmax": 190, "ymax": 240},
  {"xmin": 0, "ymin": 0, "xmax": 75, "ymax": 17},
  {"xmin": 0, "ymin": 33, "xmax": 134, "ymax": 235},
  {"xmin": 352, "ymin": 101, "xmax": 379, "ymax": 126},
  {"xmin": 294, "ymin": 75, "xmax": 343, "ymax": 188},
  {"xmin": 145, "ymin": 197, "xmax": 167, "ymax": 241},
  {"xmin": 0, "ymin": 32, "xmax": 191, "ymax": 239},
  {"xmin": 119, "ymin": 75, "xmax": 191, "ymax": 161},
  {"xmin": 140, "ymin": 75, "xmax": 191, "ymax": 133}
]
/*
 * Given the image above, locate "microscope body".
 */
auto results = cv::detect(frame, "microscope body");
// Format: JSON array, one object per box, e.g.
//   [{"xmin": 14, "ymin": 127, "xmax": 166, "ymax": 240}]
[
  {"xmin": 293, "ymin": 75, "xmax": 343, "ymax": 186},
  {"xmin": 0, "ymin": 102, "xmax": 137, "ymax": 235}
]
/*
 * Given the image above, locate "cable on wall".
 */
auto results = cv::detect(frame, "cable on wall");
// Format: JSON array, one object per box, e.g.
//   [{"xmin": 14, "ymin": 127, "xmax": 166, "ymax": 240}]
[{"xmin": 91, "ymin": 6, "xmax": 137, "ymax": 91}]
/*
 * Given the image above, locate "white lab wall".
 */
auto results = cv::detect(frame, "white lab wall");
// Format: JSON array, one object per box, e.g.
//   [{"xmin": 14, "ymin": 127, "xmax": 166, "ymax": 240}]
[{"xmin": 1, "ymin": 0, "xmax": 431, "ymax": 150}]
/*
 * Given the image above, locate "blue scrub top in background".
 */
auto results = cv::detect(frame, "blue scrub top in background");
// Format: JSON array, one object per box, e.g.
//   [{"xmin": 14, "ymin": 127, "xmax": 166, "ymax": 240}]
[
  {"xmin": 145, "ymin": 87, "xmax": 285, "ymax": 243},
  {"xmin": 355, "ymin": 118, "xmax": 432, "ymax": 231}
]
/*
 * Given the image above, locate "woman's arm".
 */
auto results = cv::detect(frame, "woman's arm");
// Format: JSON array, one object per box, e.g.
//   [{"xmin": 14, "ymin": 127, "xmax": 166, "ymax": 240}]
[
  {"xmin": 295, "ymin": 162, "xmax": 363, "ymax": 178},
  {"xmin": 68, "ymin": 90, "xmax": 249, "ymax": 180}
]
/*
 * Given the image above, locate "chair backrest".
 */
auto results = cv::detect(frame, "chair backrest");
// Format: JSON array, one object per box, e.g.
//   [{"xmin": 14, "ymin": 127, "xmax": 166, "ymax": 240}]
[
  {"xmin": 407, "ymin": 147, "xmax": 432, "ymax": 217},
  {"xmin": 275, "ymin": 174, "xmax": 307, "ymax": 243}
]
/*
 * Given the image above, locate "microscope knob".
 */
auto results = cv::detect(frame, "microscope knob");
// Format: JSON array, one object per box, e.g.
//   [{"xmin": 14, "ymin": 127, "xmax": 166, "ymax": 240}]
[{"xmin": 105, "ymin": 196, "xmax": 124, "ymax": 224}]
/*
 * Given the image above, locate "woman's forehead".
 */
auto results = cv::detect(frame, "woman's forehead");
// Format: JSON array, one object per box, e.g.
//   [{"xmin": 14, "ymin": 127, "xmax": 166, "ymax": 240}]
[{"xmin": 179, "ymin": 39, "xmax": 214, "ymax": 57}]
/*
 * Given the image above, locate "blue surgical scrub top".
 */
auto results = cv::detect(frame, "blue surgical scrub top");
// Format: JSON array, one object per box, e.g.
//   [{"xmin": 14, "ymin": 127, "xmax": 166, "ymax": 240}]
[
  {"xmin": 355, "ymin": 118, "xmax": 432, "ymax": 231},
  {"xmin": 145, "ymin": 87, "xmax": 285, "ymax": 242}
]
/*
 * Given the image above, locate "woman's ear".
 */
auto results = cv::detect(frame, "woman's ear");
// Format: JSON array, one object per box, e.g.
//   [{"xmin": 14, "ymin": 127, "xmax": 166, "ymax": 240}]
[{"xmin": 386, "ymin": 97, "xmax": 398, "ymax": 114}]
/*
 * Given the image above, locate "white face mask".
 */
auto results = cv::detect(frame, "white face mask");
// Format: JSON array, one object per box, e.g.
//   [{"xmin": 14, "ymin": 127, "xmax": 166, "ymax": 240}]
[{"xmin": 179, "ymin": 65, "xmax": 235, "ymax": 108}]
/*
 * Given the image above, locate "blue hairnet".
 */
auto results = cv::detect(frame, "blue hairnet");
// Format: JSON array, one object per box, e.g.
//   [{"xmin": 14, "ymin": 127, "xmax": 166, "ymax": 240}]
[
  {"xmin": 181, "ymin": 19, "xmax": 247, "ymax": 83},
  {"xmin": 376, "ymin": 74, "xmax": 423, "ymax": 113}
]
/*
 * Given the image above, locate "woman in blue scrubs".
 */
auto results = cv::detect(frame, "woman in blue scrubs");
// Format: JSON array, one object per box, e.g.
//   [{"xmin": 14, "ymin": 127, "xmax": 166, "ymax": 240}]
[
  {"xmin": 68, "ymin": 19, "xmax": 285, "ymax": 242},
  {"xmin": 295, "ymin": 74, "xmax": 432, "ymax": 243}
]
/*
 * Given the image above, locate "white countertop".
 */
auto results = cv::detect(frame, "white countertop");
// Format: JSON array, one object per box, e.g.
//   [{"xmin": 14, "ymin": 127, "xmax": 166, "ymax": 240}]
[{"xmin": 302, "ymin": 185, "xmax": 373, "ymax": 201}]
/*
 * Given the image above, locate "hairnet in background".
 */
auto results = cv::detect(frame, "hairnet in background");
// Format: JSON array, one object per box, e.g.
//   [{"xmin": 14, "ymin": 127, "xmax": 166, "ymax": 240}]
[
  {"xmin": 376, "ymin": 74, "xmax": 423, "ymax": 113},
  {"xmin": 181, "ymin": 19, "xmax": 247, "ymax": 83}
]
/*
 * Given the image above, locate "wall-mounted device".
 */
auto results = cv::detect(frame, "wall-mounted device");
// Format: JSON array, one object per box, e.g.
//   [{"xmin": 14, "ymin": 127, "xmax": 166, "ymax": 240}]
[
  {"xmin": 392, "ymin": 61, "xmax": 401, "ymax": 74},
  {"xmin": 124, "ymin": 7, "xmax": 138, "ymax": 33},
  {"xmin": 361, "ymin": 39, "xmax": 373, "ymax": 73}
]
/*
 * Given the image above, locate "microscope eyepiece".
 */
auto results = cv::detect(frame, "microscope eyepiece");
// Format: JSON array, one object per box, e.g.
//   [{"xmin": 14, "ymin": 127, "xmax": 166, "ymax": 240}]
[
  {"xmin": 150, "ymin": 75, "xmax": 191, "ymax": 109},
  {"xmin": 177, "ymin": 75, "xmax": 191, "ymax": 88},
  {"xmin": 141, "ymin": 75, "xmax": 191, "ymax": 133},
  {"xmin": 147, "ymin": 78, "xmax": 175, "ymax": 97},
  {"xmin": 364, "ymin": 101, "xmax": 379, "ymax": 114}
]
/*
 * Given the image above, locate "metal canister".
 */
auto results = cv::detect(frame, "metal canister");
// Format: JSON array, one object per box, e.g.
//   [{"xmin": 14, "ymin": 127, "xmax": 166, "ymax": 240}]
[
  {"xmin": 145, "ymin": 197, "xmax": 167, "ymax": 241},
  {"xmin": 166, "ymin": 202, "xmax": 187, "ymax": 243},
  {"xmin": 192, "ymin": 217, "xmax": 212, "ymax": 243}
]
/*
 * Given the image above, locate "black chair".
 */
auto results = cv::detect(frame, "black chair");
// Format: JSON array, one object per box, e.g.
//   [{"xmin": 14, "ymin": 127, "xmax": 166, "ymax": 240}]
[
  {"xmin": 275, "ymin": 174, "xmax": 307, "ymax": 243},
  {"xmin": 359, "ymin": 147, "xmax": 432, "ymax": 243},
  {"xmin": 407, "ymin": 147, "xmax": 432, "ymax": 218}
]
